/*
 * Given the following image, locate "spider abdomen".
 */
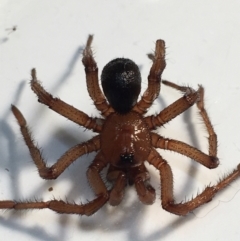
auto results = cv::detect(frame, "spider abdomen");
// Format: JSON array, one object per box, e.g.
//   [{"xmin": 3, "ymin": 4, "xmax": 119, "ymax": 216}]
[
  {"xmin": 101, "ymin": 111, "xmax": 151, "ymax": 168},
  {"xmin": 101, "ymin": 58, "xmax": 141, "ymax": 114}
]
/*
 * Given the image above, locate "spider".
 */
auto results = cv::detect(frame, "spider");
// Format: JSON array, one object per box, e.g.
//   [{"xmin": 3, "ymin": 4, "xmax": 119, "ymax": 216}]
[{"xmin": 1, "ymin": 35, "xmax": 240, "ymax": 216}]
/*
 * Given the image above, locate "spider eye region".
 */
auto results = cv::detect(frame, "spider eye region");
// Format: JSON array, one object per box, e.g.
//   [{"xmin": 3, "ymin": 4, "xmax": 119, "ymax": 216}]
[{"xmin": 101, "ymin": 58, "xmax": 141, "ymax": 113}]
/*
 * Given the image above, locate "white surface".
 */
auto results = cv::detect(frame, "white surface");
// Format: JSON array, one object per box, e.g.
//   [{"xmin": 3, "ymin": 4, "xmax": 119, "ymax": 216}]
[{"xmin": 1, "ymin": 0, "xmax": 240, "ymax": 240}]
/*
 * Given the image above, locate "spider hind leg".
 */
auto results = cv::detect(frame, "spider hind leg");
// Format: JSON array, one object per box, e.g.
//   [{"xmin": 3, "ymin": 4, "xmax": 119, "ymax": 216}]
[{"xmin": 148, "ymin": 147, "xmax": 240, "ymax": 215}]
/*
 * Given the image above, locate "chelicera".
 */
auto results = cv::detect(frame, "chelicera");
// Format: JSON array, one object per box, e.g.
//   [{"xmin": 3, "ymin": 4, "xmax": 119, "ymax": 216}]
[{"xmin": 1, "ymin": 35, "xmax": 240, "ymax": 216}]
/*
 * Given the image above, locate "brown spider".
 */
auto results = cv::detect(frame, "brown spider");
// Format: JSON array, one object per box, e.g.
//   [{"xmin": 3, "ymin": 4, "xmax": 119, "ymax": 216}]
[{"xmin": 1, "ymin": 35, "xmax": 240, "ymax": 216}]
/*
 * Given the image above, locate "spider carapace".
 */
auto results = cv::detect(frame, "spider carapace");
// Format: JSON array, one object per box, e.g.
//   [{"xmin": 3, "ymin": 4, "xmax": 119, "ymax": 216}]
[{"xmin": 1, "ymin": 35, "xmax": 240, "ymax": 216}]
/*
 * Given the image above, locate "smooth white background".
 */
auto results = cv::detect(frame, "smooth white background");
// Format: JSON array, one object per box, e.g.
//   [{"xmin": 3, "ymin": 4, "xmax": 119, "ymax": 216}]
[{"xmin": 1, "ymin": 1, "xmax": 240, "ymax": 240}]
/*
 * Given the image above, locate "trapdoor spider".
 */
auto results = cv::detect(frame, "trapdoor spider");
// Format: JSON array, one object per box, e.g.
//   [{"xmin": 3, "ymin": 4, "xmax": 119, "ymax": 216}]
[{"xmin": 1, "ymin": 36, "xmax": 240, "ymax": 216}]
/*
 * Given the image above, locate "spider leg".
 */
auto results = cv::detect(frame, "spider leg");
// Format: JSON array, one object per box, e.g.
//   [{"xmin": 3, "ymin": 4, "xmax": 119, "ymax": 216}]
[
  {"xmin": 147, "ymin": 148, "xmax": 240, "ymax": 216},
  {"xmin": 82, "ymin": 35, "xmax": 114, "ymax": 117},
  {"xmin": 195, "ymin": 85, "xmax": 217, "ymax": 157},
  {"xmin": 151, "ymin": 133, "xmax": 219, "ymax": 169},
  {"xmin": 162, "ymin": 81, "xmax": 217, "ymax": 157},
  {"xmin": 145, "ymin": 83, "xmax": 199, "ymax": 129},
  {"xmin": 133, "ymin": 39, "xmax": 166, "ymax": 114},
  {"xmin": 0, "ymin": 150, "xmax": 109, "ymax": 216},
  {"xmin": 106, "ymin": 167, "xmax": 127, "ymax": 206},
  {"xmin": 132, "ymin": 164, "xmax": 156, "ymax": 205},
  {"xmin": 87, "ymin": 151, "xmax": 109, "ymax": 196},
  {"xmin": 107, "ymin": 164, "xmax": 156, "ymax": 205},
  {"xmin": 11, "ymin": 105, "xmax": 100, "ymax": 179},
  {"xmin": 0, "ymin": 195, "xmax": 107, "ymax": 216},
  {"xmin": 30, "ymin": 69, "xmax": 102, "ymax": 132}
]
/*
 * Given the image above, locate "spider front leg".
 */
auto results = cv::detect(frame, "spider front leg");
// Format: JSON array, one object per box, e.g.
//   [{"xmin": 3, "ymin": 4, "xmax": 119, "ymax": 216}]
[
  {"xmin": 11, "ymin": 105, "xmax": 100, "ymax": 179},
  {"xmin": 82, "ymin": 35, "xmax": 114, "ymax": 117},
  {"xmin": 133, "ymin": 39, "xmax": 166, "ymax": 114},
  {"xmin": 147, "ymin": 148, "xmax": 240, "ymax": 216},
  {"xmin": 30, "ymin": 68, "xmax": 102, "ymax": 132}
]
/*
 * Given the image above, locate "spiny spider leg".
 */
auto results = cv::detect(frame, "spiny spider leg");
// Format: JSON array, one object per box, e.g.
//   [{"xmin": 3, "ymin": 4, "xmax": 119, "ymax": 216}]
[
  {"xmin": 133, "ymin": 40, "xmax": 166, "ymax": 114},
  {"xmin": 196, "ymin": 85, "xmax": 217, "ymax": 157},
  {"xmin": 162, "ymin": 80, "xmax": 217, "ymax": 157},
  {"xmin": 82, "ymin": 35, "xmax": 114, "ymax": 117},
  {"xmin": 11, "ymin": 105, "xmax": 100, "ymax": 179},
  {"xmin": 151, "ymin": 133, "xmax": 218, "ymax": 168},
  {"xmin": 145, "ymin": 83, "xmax": 200, "ymax": 129},
  {"xmin": 0, "ymin": 152, "xmax": 109, "ymax": 216},
  {"xmin": 147, "ymin": 148, "xmax": 240, "ymax": 216},
  {"xmin": 0, "ymin": 195, "xmax": 107, "ymax": 216},
  {"xmin": 133, "ymin": 164, "xmax": 156, "ymax": 205},
  {"xmin": 0, "ymin": 132, "xmax": 109, "ymax": 216},
  {"xmin": 107, "ymin": 164, "xmax": 156, "ymax": 205},
  {"xmin": 31, "ymin": 68, "xmax": 102, "ymax": 132},
  {"xmin": 146, "ymin": 82, "xmax": 218, "ymax": 165},
  {"xmin": 106, "ymin": 168, "xmax": 127, "ymax": 206}
]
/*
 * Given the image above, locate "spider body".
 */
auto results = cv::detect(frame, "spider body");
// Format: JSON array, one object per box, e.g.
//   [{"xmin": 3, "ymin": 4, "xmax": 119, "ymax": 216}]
[
  {"xmin": 101, "ymin": 111, "xmax": 151, "ymax": 167},
  {"xmin": 1, "ymin": 35, "xmax": 240, "ymax": 216}
]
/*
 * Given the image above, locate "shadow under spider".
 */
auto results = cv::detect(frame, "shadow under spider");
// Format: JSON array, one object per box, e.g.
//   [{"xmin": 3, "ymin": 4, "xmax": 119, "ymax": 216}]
[
  {"xmin": 0, "ymin": 45, "xmax": 93, "ymax": 241},
  {"xmin": 0, "ymin": 36, "xmax": 229, "ymax": 240},
  {"xmin": 1, "ymin": 42, "xmax": 174, "ymax": 241}
]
